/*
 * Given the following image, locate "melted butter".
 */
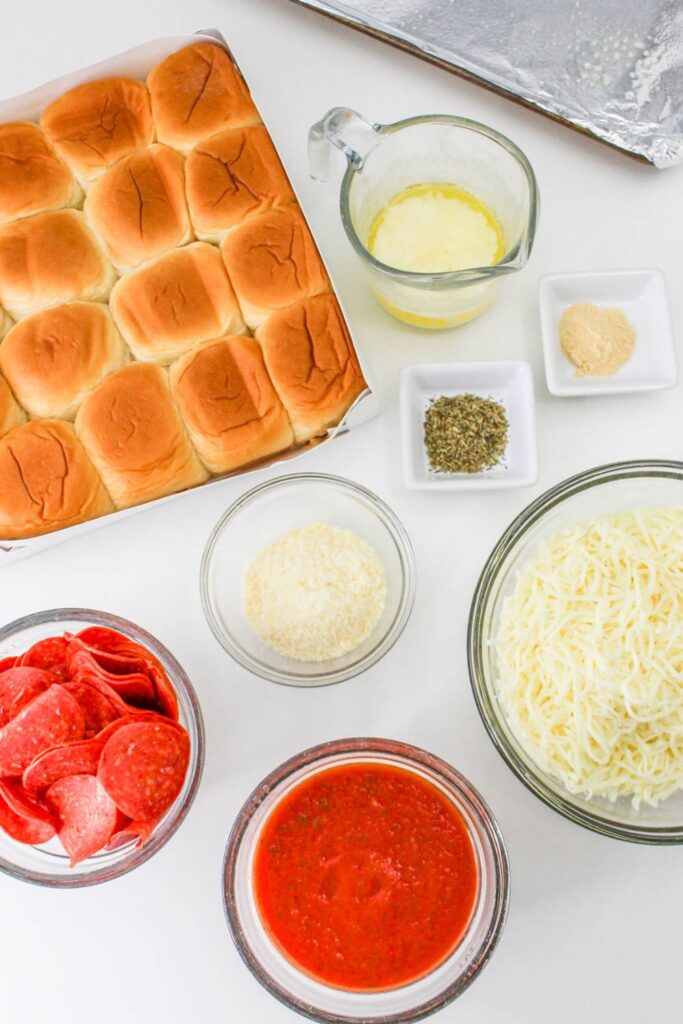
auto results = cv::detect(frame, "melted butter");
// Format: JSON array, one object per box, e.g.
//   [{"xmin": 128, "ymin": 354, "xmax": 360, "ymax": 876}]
[
  {"xmin": 367, "ymin": 182, "xmax": 504, "ymax": 274},
  {"xmin": 371, "ymin": 291, "xmax": 493, "ymax": 329}
]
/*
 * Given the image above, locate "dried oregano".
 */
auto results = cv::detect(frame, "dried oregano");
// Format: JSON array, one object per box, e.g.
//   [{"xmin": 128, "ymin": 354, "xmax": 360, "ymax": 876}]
[{"xmin": 423, "ymin": 394, "xmax": 508, "ymax": 474}]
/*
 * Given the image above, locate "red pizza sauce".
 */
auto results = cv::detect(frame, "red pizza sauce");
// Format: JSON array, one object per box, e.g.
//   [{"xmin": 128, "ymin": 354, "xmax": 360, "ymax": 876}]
[{"xmin": 253, "ymin": 761, "xmax": 478, "ymax": 991}]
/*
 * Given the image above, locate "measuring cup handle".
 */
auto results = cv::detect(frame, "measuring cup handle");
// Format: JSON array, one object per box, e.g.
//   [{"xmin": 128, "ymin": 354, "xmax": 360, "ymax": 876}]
[{"xmin": 308, "ymin": 107, "xmax": 382, "ymax": 181}]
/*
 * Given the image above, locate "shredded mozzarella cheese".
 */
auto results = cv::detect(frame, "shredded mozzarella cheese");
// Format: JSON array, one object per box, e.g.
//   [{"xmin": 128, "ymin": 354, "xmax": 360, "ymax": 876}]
[{"xmin": 495, "ymin": 507, "xmax": 683, "ymax": 807}]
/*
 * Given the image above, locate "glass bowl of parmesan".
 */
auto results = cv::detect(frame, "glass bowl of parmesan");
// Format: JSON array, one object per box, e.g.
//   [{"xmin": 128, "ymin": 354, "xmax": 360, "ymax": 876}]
[
  {"xmin": 200, "ymin": 473, "xmax": 416, "ymax": 686},
  {"xmin": 468, "ymin": 460, "xmax": 683, "ymax": 844}
]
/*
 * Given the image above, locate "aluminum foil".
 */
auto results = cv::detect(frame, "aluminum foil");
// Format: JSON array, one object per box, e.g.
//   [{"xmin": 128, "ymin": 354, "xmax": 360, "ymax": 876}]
[{"xmin": 289, "ymin": 0, "xmax": 683, "ymax": 168}]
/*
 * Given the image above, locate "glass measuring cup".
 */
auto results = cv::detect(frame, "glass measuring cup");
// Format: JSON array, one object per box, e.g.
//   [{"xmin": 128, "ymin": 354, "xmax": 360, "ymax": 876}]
[{"xmin": 309, "ymin": 108, "xmax": 539, "ymax": 329}]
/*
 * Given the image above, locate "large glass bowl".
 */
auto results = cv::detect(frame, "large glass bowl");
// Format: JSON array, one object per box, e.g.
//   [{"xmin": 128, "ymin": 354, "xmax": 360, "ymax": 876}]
[
  {"xmin": 223, "ymin": 737, "xmax": 509, "ymax": 1024},
  {"xmin": 0, "ymin": 608, "xmax": 204, "ymax": 886},
  {"xmin": 200, "ymin": 473, "xmax": 416, "ymax": 687},
  {"xmin": 468, "ymin": 460, "xmax": 683, "ymax": 844}
]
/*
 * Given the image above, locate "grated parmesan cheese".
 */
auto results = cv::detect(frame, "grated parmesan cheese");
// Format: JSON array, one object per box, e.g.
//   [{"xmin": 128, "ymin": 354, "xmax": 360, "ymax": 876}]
[
  {"xmin": 242, "ymin": 523, "xmax": 387, "ymax": 662},
  {"xmin": 495, "ymin": 507, "xmax": 683, "ymax": 807}
]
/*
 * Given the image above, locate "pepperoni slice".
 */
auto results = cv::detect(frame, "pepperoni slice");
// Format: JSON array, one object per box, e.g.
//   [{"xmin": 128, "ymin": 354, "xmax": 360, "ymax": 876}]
[
  {"xmin": 0, "ymin": 667, "xmax": 56, "ymax": 726},
  {"xmin": 146, "ymin": 662, "xmax": 179, "ymax": 721},
  {"xmin": 96, "ymin": 710, "xmax": 185, "ymax": 745},
  {"xmin": 73, "ymin": 629, "xmax": 178, "ymax": 721},
  {"xmin": 0, "ymin": 779, "xmax": 56, "ymax": 845},
  {"xmin": 76, "ymin": 627, "xmax": 150, "ymax": 667},
  {"xmin": 45, "ymin": 774, "xmax": 119, "ymax": 867},
  {"xmin": 20, "ymin": 637, "xmax": 69, "ymax": 681},
  {"xmin": 75, "ymin": 626, "xmax": 137, "ymax": 652},
  {"xmin": 0, "ymin": 686, "xmax": 84, "ymax": 777},
  {"xmin": 23, "ymin": 737, "xmax": 106, "ymax": 795},
  {"xmin": 67, "ymin": 645, "xmax": 156, "ymax": 706},
  {"xmin": 69, "ymin": 630, "xmax": 149, "ymax": 677},
  {"xmin": 0, "ymin": 656, "xmax": 18, "ymax": 673},
  {"xmin": 61, "ymin": 680, "xmax": 123, "ymax": 738},
  {"xmin": 105, "ymin": 815, "xmax": 160, "ymax": 852},
  {"xmin": 8, "ymin": 682, "xmax": 55, "ymax": 721},
  {"xmin": 98, "ymin": 721, "xmax": 190, "ymax": 820}
]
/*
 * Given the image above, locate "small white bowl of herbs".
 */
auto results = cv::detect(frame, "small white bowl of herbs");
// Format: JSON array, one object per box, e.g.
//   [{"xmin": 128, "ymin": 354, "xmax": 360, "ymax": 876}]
[{"xmin": 400, "ymin": 362, "xmax": 537, "ymax": 491}]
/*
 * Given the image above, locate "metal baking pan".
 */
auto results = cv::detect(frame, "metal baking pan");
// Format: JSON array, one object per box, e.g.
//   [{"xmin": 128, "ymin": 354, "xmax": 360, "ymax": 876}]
[
  {"xmin": 0, "ymin": 29, "xmax": 378, "ymax": 564},
  {"xmin": 288, "ymin": 0, "xmax": 683, "ymax": 168}
]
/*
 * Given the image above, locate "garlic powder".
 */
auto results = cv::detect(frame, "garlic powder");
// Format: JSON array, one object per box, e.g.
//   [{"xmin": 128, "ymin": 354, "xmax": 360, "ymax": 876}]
[
  {"xmin": 559, "ymin": 302, "xmax": 636, "ymax": 377},
  {"xmin": 242, "ymin": 523, "xmax": 387, "ymax": 662}
]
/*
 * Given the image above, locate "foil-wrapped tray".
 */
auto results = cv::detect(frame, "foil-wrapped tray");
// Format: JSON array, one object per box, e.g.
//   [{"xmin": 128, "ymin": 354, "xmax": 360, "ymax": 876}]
[{"xmin": 289, "ymin": 0, "xmax": 683, "ymax": 168}]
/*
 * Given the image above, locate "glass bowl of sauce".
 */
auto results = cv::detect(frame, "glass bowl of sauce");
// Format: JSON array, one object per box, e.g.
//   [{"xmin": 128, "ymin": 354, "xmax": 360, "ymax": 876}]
[
  {"xmin": 223, "ymin": 737, "xmax": 509, "ymax": 1022},
  {"xmin": 309, "ymin": 108, "xmax": 538, "ymax": 329}
]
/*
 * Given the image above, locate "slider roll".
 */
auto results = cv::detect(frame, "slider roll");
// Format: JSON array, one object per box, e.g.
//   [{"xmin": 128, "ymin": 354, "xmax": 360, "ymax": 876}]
[
  {"xmin": 0, "ymin": 122, "xmax": 81, "ymax": 226},
  {"xmin": 0, "ymin": 210, "xmax": 117, "ymax": 319},
  {"xmin": 256, "ymin": 294, "xmax": 367, "ymax": 443},
  {"xmin": 40, "ymin": 77, "xmax": 154, "ymax": 182},
  {"xmin": 169, "ymin": 335, "xmax": 294, "ymax": 474},
  {"xmin": 0, "ymin": 302, "xmax": 128, "ymax": 420},
  {"xmin": 0, "ymin": 374, "xmax": 25, "ymax": 437},
  {"xmin": 185, "ymin": 125, "xmax": 294, "ymax": 242},
  {"xmin": 84, "ymin": 145, "xmax": 192, "ymax": 270},
  {"xmin": 221, "ymin": 205, "xmax": 330, "ymax": 329},
  {"xmin": 75, "ymin": 362, "xmax": 208, "ymax": 508},
  {"xmin": 148, "ymin": 43, "xmax": 260, "ymax": 154},
  {"xmin": 0, "ymin": 419, "xmax": 113, "ymax": 539},
  {"xmin": 109, "ymin": 242, "xmax": 245, "ymax": 364}
]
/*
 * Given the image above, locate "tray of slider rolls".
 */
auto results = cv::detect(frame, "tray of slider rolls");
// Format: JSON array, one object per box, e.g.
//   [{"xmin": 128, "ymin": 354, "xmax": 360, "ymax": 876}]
[{"xmin": 0, "ymin": 32, "xmax": 375, "ymax": 560}]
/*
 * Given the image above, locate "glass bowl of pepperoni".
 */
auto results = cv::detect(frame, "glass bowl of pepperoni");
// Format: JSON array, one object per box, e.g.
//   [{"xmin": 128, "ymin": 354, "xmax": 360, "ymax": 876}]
[
  {"xmin": 0, "ymin": 608, "xmax": 204, "ymax": 887},
  {"xmin": 223, "ymin": 737, "xmax": 509, "ymax": 1024}
]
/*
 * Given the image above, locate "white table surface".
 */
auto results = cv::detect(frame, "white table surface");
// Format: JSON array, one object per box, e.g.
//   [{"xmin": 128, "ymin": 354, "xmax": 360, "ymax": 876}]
[{"xmin": 2, "ymin": 2, "xmax": 682, "ymax": 1022}]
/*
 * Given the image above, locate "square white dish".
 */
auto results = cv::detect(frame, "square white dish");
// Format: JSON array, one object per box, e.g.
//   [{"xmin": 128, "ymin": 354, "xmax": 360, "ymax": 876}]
[
  {"xmin": 539, "ymin": 269, "xmax": 677, "ymax": 396},
  {"xmin": 400, "ymin": 361, "xmax": 537, "ymax": 491}
]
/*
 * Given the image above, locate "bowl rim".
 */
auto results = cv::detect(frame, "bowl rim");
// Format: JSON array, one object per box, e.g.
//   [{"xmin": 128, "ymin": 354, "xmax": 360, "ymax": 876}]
[
  {"xmin": 0, "ymin": 607, "xmax": 205, "ymax": 886},
  {"xmin": 200, "ymin": 472, "xmax": 417, "ymax": 687},
  {"xmin": 222, "ymin": 736, "xmax": 510, "ymax": 1024},
  {"xmin": 468, "ymin": 459, "xmax": 683, "ymax": 845}
]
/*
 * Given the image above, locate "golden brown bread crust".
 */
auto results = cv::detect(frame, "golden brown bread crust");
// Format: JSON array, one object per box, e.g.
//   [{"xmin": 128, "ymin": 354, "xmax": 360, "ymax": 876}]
[
  {"xmin": 40, "ymin": 77, "xmax": 153, "ymax": 181},
  {"xmin": 169, "ymin": 335, "xmax": 293, "ymax": 474},
  {"xmin": 220, "ymin": 205, "xmax": 330, "ymax": 328},
  {"xmin": 0, "ymin": 302, "xmax": 128, "ymax": 420},
  {"xmin": 185, "ymin": 125, "xmax": 294, "ymax": 241},
  {"xmin": 256, "ymin": 294, "xmax": 367, "ymax": 443},
  {"xmin": 0, "ymin": 374, "xmax": 26, "ymax": 437},
  {"xmin": 0, "ymin": 304, "xmax": 11, "ymax": 341},
  {"xmin": 109, "ymin": 242, "xmax": 244, "ymax": 364},
  {"xmin": 147, "ymin": 43, "xmax": 260, "ymax": 153},
  {"xmin": 0, "ymin": 419, "xmax": 113, "ymax": 539},
  {"xmin": 74, "ymin": 362, "xmax": 208, "ymax": 508},
  {"xmin": 84, "ymin": 144, "xmax": 192, "ymax": 269},
  {"xmin": 0, "ymin": 122, "xmax": 82, "ymax": 226},
  {"xmin": 0, "ymin": 210, "xmax": 117, "ymax": 319}
]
